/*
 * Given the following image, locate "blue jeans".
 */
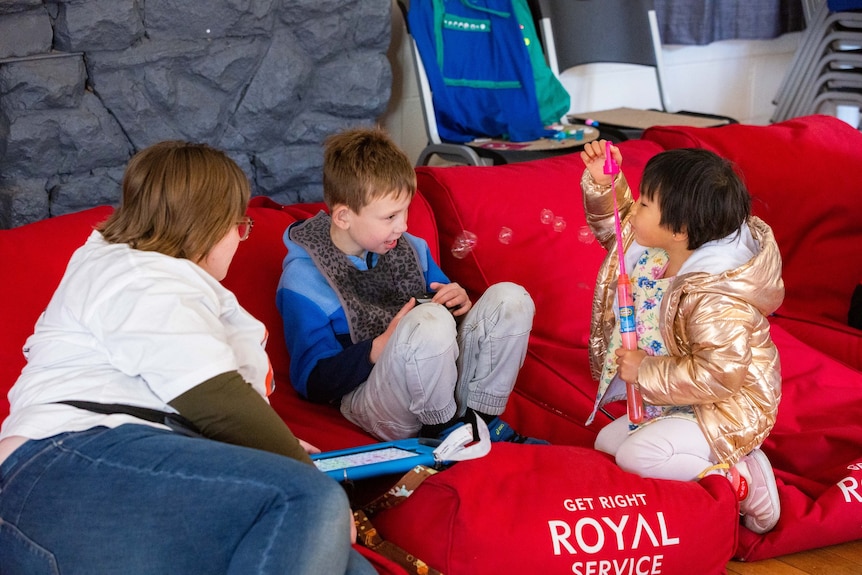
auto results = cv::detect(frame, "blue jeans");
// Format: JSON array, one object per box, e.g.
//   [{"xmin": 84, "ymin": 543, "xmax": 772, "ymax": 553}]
[{"xmin": 0, "ymin": 425, "xmax": 376, "ymax": 575}]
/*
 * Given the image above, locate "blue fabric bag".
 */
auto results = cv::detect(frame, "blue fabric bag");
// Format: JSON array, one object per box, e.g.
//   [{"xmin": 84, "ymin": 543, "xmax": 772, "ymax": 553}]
[{"xmin": 408, "ymin": 0, "xmax": 562, "ymax": 143}]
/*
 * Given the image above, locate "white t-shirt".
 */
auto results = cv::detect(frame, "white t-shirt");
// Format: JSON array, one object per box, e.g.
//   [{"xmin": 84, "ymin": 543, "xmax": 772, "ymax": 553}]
[{"xmin": 1, "ymin": 231, "xmax": 272, "ymax": 441}]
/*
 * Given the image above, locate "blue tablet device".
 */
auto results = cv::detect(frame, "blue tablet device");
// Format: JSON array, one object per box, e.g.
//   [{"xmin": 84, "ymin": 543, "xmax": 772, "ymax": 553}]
[{"xmin": 311, "ymin": 437, "xmax": 441, "ymax": 482}]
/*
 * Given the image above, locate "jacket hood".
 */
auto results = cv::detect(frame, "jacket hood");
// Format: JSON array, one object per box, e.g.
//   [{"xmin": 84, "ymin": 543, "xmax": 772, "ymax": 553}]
[
  {"xmin": 282, "ymin": 218, "xmax": 316, "ymax": 270},
  {"xmin": 671, "ymin": 216, "xmax": 784, "ymax": 317}
]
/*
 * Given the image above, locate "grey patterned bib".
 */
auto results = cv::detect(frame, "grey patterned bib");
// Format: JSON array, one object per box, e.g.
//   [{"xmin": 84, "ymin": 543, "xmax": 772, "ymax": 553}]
[{"xmin": 290, "ymin": 211, "xmax": 426, "ymax": 343}]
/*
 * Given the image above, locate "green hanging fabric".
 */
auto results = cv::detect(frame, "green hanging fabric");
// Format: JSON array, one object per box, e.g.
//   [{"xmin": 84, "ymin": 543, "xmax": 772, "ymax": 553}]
[{"xmin": 511, "ymin": 0, "xmax": 571, "ymax": 126}]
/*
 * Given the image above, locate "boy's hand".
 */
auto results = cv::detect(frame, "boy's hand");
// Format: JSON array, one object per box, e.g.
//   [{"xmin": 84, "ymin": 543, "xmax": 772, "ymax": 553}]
[
  {"xmin": 580, "ymin": 139, "xmax": 621, "ymax": 187},
  {"xmin": 429, "ymin": 281, "xmax": 472, "ymax": 316},
  {"xmin": 614, "ymin": 347, "xmax": 646, "ymax": 384},
  {"xmin": 370, "ymin": 299, "xmax": 416, "ymax": 363}
]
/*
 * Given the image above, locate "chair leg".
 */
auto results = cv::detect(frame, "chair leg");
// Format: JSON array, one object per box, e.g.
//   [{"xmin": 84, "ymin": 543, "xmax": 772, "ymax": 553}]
[{"xmin": 416, "ymin": 144, "xmax": 486, "ymax": 167}]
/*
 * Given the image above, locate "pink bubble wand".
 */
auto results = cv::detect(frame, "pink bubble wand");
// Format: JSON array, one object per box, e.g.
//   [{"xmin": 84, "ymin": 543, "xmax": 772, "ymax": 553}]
[{"xmin": 604, "ymin": 141, "xmax": 645, "ymax": 423}]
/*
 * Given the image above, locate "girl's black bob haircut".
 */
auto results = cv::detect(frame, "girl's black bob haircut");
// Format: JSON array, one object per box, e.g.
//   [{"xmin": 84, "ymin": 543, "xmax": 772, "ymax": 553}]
[{"xmin": 640, "ymin": 148, "xmax": 750, "ymax": 250}]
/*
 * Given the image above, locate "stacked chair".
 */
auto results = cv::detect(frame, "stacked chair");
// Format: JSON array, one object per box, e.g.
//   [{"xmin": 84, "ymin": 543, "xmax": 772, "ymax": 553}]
[{"xmin": 772, "ymin": 0, "xmax": 862, "ymax": 123}]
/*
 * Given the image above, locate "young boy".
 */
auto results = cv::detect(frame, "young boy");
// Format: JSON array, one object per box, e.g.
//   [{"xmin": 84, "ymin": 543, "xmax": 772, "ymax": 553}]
[{"xmin": 277, "ymin": 127, "xmax": 543, "ymax": 444}]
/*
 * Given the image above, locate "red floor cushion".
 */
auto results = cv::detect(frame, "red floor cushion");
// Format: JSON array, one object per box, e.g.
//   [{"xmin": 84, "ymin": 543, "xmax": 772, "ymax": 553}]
[
  {"xmin": 413, "ymin": 140, "xmax": 666, "ymax": 442},
  {"xmin": 373, "ymin": 443, "xmax": 739, "ymax": 575},
  {"xmin": 734, "ymin": 322, "xmax": 862, "ymax": 560},
  {"xmin": 642, "ymin": 116, "xmax": 862, "ymax": 359},
  {"xmin": 0, "ymin": 205, "xmax": 114, "ymax": 422}
]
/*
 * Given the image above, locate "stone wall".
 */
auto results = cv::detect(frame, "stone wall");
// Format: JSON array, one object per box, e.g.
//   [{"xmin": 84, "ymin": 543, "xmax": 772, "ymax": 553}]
[{"xmin": 0, "ymin": 0, "xmax": 392, "ymax": 228}]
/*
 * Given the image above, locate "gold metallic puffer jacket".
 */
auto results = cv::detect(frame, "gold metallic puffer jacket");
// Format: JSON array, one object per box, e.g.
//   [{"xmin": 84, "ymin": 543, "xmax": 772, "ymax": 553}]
[{"xmin": 582, "ymin": 170, "xmax": 785, "ymax": 466}]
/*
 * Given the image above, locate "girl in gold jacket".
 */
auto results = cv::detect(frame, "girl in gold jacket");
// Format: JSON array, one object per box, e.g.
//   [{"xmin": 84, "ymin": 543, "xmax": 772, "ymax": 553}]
[{"xmin": 581, "ymin": 141, "xmax": 785, "ymax": 534}]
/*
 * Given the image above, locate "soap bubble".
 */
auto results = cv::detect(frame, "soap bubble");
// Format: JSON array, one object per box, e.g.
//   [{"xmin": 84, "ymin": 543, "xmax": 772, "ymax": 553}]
[
  {"xmin": 540, "ymin": 208, "xmax": 554, "ymax": 225},
  {"xmin": 451, "ymin": 230, "xmax": 478, "ymax": 259},
  {"xmin": 553, "ymin": 216, "xmax": 567, "ymax": 233},
  {"xmin": 578, "ymin": 225, "xmax": 595, "ymax": 244},
  {"xmin": 498, "ymin": 226, "xmax": 513, "ymax": 244}
]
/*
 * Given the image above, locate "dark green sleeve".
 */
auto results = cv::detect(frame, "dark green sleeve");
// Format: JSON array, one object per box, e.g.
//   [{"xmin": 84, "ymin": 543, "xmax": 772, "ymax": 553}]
[{"xmin": 169, "ymin": 371, "xmax": 313, "ymax": 464}]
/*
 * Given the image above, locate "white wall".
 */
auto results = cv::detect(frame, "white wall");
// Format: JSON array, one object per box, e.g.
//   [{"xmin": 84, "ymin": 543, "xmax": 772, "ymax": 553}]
[
  {"xmin": 379, "ymin": 3, "xmax": 430, "ymax": 166},
  {"xmin": 379, "ymin": 2, "xmax": 802, "ymax": 165},
  {"xmin": 555, "ymin": 34, "xmax": 801, "ymax": 125}
]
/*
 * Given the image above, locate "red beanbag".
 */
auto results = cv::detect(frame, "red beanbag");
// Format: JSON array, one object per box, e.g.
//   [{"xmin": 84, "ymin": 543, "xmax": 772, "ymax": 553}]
[
  {"xmin": 414, "ymin": 140, "xmax": 664, "ymax": 351},
  {"xmin": 0, "ymin": 205, "xmax": 114, "ymax": 422},
  {"xmin": 733, "ymin": 323, "xmax": 862, "ymax": 560},
  {"xmin": 850, "ymin": 281, "xmax": 862, "ymax": 330},
  {"xmin": 642, "ymin": 116, "xmax": 862, "ymax": 347},
  {"xmin": 413, "ymin": 141, "xmax": 665, "ymax": 444},
  {"xmin": 373, "ymin": 443, "xmax": 738, "ymax": 575}
]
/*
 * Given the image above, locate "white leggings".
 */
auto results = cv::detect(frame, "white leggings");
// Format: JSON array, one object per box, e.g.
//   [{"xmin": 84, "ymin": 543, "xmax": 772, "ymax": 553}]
[{"xmin": 594, "ymin": 417, "xmax": 718, "ymax": 481}]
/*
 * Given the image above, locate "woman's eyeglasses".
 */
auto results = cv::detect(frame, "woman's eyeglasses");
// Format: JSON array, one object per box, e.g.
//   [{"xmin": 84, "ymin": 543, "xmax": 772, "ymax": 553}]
[{"xmin": 236, "ymin": 216, "xmax": 254, "ymax": 241}]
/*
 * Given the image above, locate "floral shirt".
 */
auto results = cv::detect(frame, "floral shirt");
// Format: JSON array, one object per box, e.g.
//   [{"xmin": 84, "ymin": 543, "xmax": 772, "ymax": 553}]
[{"xmin": 591, "ymin": 248, "xmax": 697, "ymax": 429}]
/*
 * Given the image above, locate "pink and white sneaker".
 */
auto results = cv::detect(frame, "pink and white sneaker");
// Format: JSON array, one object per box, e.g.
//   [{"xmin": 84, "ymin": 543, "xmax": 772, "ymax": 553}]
[{"xmin": 732, "ymin": 448, "xmax": 781, "ymax": 534}]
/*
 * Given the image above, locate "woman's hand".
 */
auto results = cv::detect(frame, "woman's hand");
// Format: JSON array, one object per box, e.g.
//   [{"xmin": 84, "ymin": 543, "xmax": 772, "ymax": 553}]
[{"xmin": 298, "ymin": 438, "xmax": 321, "ymax": 455}]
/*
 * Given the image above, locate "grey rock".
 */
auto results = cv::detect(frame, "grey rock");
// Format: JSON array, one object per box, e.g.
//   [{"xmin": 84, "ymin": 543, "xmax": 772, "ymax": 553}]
[
  {"xmin": 86, "ymin": 37, "xmax": 268, "ymax": 148},
  {"xmin": 0, "ymin": 178, "xmax": 49, "ymax": 228},
  {"xmin": 0, "ymin": 0, "xmax": 392, "ymax": 228},
  {"xmin": 0, "ymin": 9, "xmax": 53, "ymax": 59},
  {"xmin": 53, "ymin": 0, "xmax": 144, "ymax": 53},
  {"xmin": 144, "ymin": 0, "xmax": 276, "ymax": 41},
  {"xmin": 48, "ymin": 165, "xmax": 124, "ymax": 217},
  {"xmin": 2, "ymin": 91, "xmax": 132, "ymax": 178},
  {"xmin": 0, "ymin": 54, "xmax": 87, "ymax": 111}
]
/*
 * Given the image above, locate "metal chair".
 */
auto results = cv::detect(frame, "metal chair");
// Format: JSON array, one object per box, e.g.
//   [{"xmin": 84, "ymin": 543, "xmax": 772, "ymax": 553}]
[
  {"xmin": 398, "ymin": 0, "xmax": 595, "ymax": 166},
  {"xmin": 533, "ymin": 0, "xmax": 736, "ymax": 139},
  {"xmin": 537, "ymin": 0, "xmax": 671, "ymax": 110}
]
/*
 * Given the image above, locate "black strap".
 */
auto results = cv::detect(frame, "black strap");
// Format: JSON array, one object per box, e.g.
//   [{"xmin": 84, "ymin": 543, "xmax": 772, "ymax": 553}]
[{"xmin": 58, "ymin": 400, "xmax": 203, "ymax": 438}]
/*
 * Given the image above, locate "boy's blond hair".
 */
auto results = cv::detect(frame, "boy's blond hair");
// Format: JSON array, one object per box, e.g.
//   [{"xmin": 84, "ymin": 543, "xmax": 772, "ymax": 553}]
[
  {"xmin": 323, "ymin": 127, "xmax": 416, "ymax": 212},
  {"xmin": 99, "ymin": 141, "xmax": 250, "ymax": 261}
]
